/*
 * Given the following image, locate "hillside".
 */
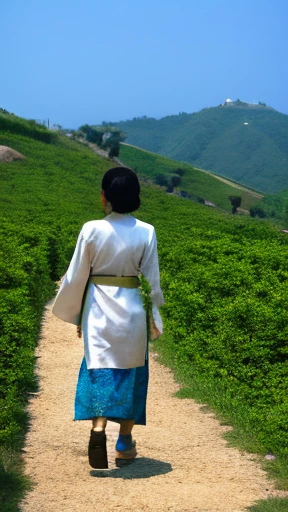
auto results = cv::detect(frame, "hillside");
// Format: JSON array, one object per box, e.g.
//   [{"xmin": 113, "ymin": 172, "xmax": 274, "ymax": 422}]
[
  {"xmin": 116, "ymin": 101, "xmax": 288, "ymax": 194},
  {"xmin": 119, "ymin": 143, "xmax": 264, "ymax": 213},
  {"xmin": 1, "ymin": 112, "xmax": 288, "ymax": 510}
]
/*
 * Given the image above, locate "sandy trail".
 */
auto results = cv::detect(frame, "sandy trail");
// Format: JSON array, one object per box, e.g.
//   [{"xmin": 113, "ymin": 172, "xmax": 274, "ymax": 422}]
[{"xmin": 21, "ymin": 302, "xmax": 274, "ymax": 512}]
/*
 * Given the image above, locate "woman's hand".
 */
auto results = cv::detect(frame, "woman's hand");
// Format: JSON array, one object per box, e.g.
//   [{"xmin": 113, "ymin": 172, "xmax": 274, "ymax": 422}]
[
  {"xmin": 76, "ymin": 325, "xmax": 82, "ymax": 338},
  {"xmin": 150, "ymin": 317, "xmax": 161, "ymax": 341}
]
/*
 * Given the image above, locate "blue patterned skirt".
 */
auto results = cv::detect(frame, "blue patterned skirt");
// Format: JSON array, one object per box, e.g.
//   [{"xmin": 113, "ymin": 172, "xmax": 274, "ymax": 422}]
[{"xmin": 74, "ymin": 357, "xmax": 149, "ymax": 425}]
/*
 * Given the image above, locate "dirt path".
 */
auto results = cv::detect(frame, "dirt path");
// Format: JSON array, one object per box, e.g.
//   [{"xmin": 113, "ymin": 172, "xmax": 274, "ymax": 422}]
[
  {"xmin": 21, "ymin": 301, "xmax": 275, "ymax": 512},
  {"xmin": 192, "ymin": 166, "xmax": 264, "ymax": 199}
]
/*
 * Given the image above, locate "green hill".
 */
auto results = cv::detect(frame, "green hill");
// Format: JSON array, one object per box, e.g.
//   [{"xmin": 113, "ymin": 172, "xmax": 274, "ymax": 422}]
[
  {"xmin": 119, "ymin": 143, "xmax": 264, "ymax": 213},
  {"xmin": 116, "ymin": 101, "xmax": 288, "ymax": 194},
  {"xmin": 1, "ymin": 112, "xmax": 288, "ymax": 510},
  {"xmin": 0, "ymin": 108, "xmax": 56, "ymax": 143}
]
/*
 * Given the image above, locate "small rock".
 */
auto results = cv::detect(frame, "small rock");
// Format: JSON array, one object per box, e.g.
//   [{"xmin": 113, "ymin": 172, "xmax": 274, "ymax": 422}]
[
  {"xmin": 0, "ymin": 145, "xmax": 25, "ymax": 162},
  {"xmin": 264, "ymin": 454, "xmax": 276, "ymax": 460}
]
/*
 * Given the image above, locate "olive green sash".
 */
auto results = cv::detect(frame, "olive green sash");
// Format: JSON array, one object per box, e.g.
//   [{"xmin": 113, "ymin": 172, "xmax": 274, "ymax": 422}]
[{"xmin": 90, "ymin": 275, "xmax": 140, "ymax": 288}]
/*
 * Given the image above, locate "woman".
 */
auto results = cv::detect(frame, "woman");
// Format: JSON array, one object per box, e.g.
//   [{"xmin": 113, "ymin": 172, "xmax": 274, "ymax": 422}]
[{"xmin": 52, "ymin": 167, "xmax": 163, "ymax": 469}]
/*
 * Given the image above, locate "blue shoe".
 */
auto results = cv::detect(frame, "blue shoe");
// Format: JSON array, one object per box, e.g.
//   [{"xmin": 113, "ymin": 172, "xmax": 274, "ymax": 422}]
[{"xmin": 115, "ymin": 434, "xmax": 137, "ymax": 459}]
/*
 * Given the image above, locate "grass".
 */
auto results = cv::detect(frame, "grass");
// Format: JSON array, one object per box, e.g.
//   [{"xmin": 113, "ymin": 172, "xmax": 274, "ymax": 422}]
[
  {"xmin": 119, "ymin": 143, "xmax": 264, "ymax": 213},
  {"xmin": 0, "ymin": 448, "xmax": 31, "ymax": 512},
  {"xmin": 247, "ymin": 498, "xmax": 288, "ymax": 512}
]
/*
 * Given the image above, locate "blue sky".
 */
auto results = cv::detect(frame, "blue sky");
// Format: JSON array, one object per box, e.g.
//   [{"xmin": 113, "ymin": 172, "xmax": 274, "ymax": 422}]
[{"xmin": 1, "ymin": 0, "xmax": 287, "ymax": 128}]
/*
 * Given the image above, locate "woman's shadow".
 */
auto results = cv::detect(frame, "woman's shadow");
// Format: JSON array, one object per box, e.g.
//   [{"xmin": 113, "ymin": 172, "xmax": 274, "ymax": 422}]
[{"xmin": 90, "ymin": 457, "xmax": 172, "ymax": 479}]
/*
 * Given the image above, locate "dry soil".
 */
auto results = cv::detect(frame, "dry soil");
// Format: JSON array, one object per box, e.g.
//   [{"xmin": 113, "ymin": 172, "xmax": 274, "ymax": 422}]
[{"xmin": 20, "ymin": 301, "xmax": 278, "ymax": 512}]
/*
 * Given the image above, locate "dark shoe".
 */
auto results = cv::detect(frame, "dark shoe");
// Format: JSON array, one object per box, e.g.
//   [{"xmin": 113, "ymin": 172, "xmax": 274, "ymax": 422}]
[{"xmin": 88, "ymin": 430, "xmax": 108, "ymax": 469}]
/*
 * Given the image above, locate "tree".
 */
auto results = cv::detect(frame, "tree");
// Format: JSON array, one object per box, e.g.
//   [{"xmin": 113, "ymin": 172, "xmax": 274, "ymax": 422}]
[
  {"xmin": 249, "ymin": 206, "xmax": 265, "ymax": 218},
  {"xmin": 102, "ymin": 129, "xmax": 126, "ymax": 157},
  {"xmin": 155, "ymin": 173, "xmax": 181, "ymax": 189},
  {"xmin": 78, "ymin": 124, "xmax": 126, "ymax": 156},
  {"xmin": 170, "ymin": 174, "xmax": 181, "ymax": 187},
  {"xmin": 79, "ymin": 124, "xmax": 90, "ymax": 134},
  {"xmin": 229, "ymin": 196, "xmax": 242, "ymax": 214},
  {"xmin": 108, "ymin": 144, "xmax": 120, "ymax": 158},
  {"xmin": 79, "ymin": 126, "xmax": 103, "ymax": 145},
  {"xmin": 155, "ymin": 174, "xmax": 168, "ymax": 187}
]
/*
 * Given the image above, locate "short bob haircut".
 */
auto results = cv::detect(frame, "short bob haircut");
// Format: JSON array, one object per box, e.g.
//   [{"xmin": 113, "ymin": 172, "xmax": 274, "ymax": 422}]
[{"xmin": 102, "ymin": 167, "xmax": 140, "ymax": 214}]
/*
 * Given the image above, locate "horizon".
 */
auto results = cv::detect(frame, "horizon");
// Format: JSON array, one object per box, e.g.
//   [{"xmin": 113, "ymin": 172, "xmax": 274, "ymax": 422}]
[
  {"xmin": 111, "ymin": 99, "xmax": 286, "ymax": 124},
  {"xmin": 2, "ymin": 98, "xmax": 286, "ymax": 132}
]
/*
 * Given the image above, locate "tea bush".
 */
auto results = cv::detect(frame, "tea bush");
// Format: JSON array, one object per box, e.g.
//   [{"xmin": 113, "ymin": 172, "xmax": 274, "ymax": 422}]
[
  {"xmin": 1, "ymin": 124, "xmax": 288, "ymax": 508},
  {"xmin": 156, "ymin": 210, "xmax": 288, "ymax": 458},
  {"xmin": 0, "ymin": 129, "xmax": 111, "ymax": 508},
  {"xmin": 0, "ymin": 111, "xmax": 56, "ymax": 143}
]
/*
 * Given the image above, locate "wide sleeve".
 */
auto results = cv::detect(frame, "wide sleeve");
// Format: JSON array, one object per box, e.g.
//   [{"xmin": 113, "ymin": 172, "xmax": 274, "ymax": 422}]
[
  {"xmin": 140, "ymin": 227, "xmax": 164, "ymax": 333},
  {"xmin": 52, "ymin": 228, "xmax": 91, "ymax": 325}
]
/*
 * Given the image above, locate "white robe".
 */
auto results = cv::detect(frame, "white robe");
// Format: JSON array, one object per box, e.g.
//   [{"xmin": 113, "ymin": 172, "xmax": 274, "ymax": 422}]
[{"xmin": 52, "ymin": 212, "xmax": 164, "ymax": 369}]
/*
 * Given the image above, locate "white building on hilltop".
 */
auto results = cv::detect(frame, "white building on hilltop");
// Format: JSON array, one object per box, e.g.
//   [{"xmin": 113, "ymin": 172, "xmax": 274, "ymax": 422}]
[{"xmin": 223, "ymin": 98, "xmax": 233, "ymax": 105}]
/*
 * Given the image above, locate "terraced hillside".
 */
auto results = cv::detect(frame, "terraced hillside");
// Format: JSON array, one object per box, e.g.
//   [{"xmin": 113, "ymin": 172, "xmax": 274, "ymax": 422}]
[
  {"xmin": 119, "ymin": 143, "xmax": 264, "ymax": 213},
  {"xmin": 1, "ymin": 112, "xmax": 288, "ymax": 511}
]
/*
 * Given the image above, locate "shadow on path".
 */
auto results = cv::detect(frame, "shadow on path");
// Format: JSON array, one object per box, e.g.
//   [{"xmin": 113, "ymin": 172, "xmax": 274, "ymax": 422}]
[{"xmin": 90, "ymin": 457, "xmax": 172, "ymax": 479}]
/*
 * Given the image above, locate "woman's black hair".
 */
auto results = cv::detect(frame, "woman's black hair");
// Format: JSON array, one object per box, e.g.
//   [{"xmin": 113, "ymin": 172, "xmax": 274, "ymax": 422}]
[{"xmin": 102, "ymin": 167, "xmax": 140, "ymax": 213}]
